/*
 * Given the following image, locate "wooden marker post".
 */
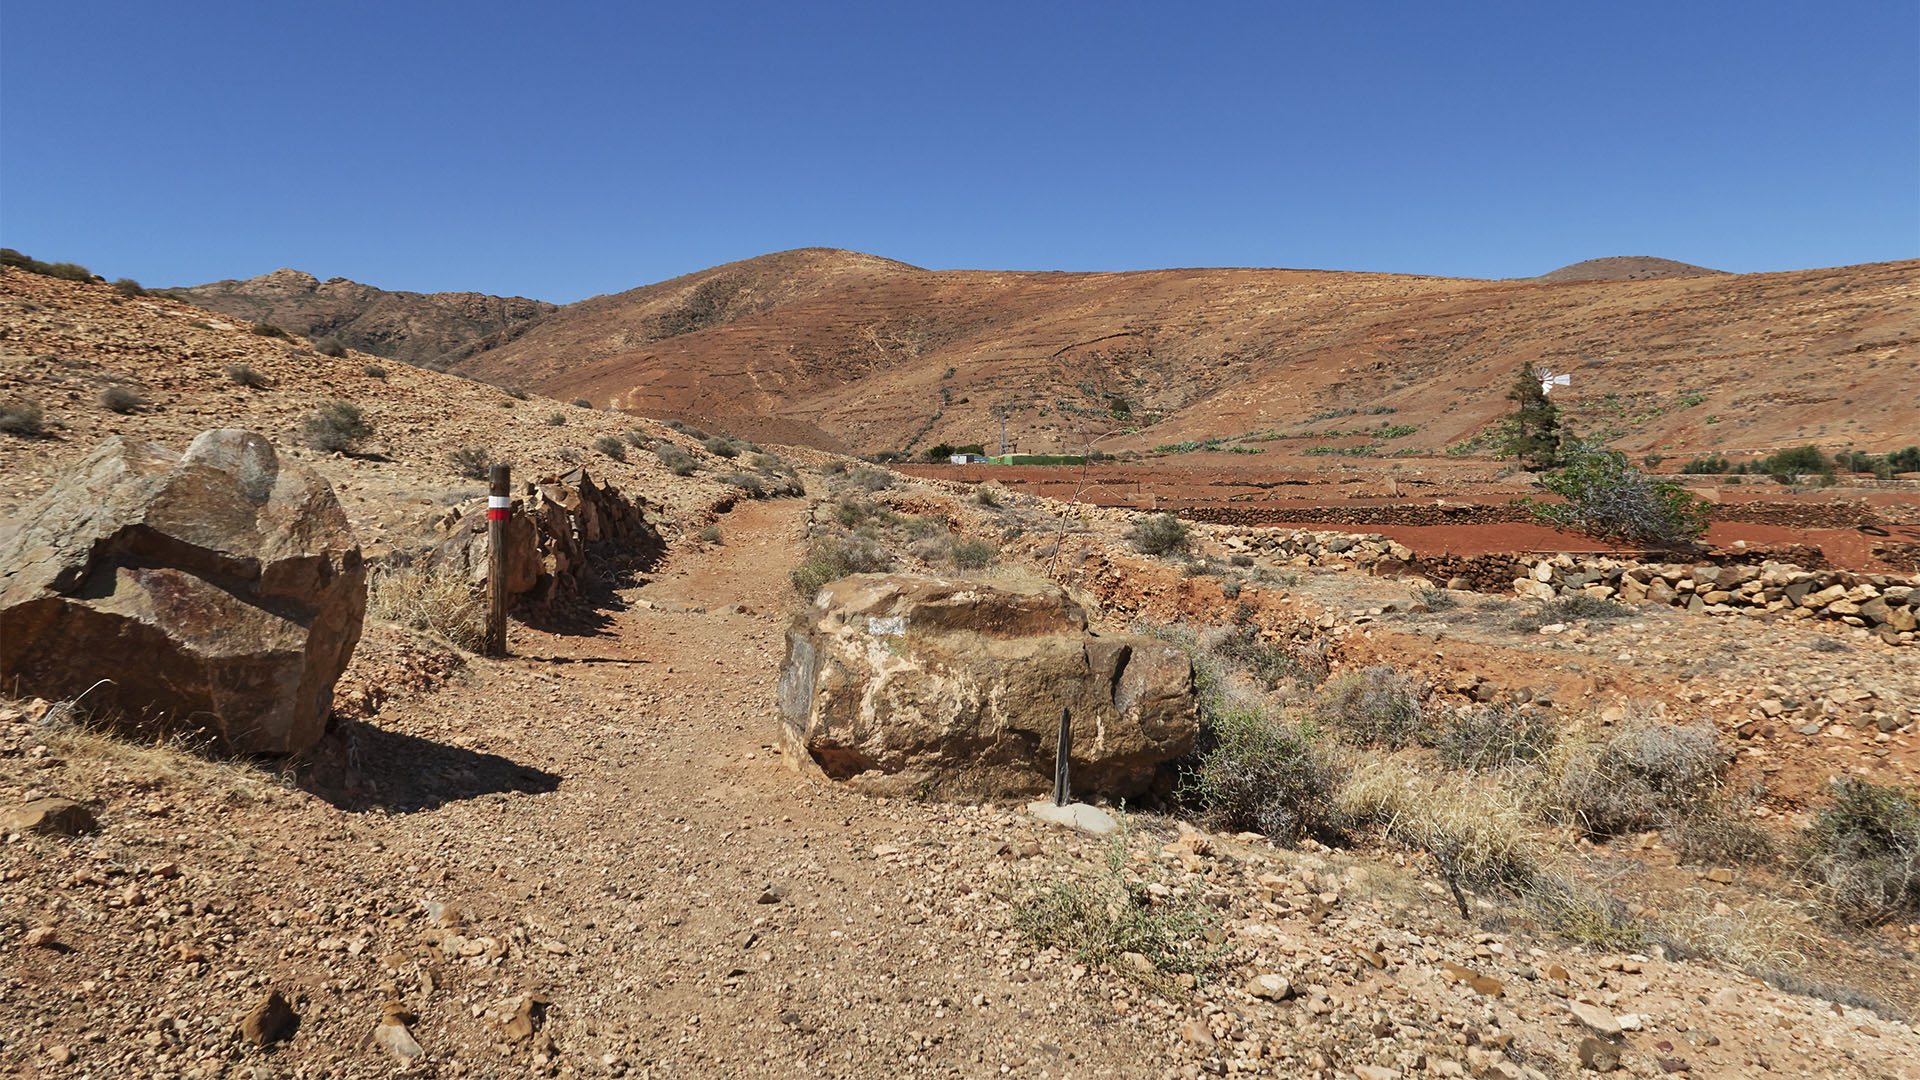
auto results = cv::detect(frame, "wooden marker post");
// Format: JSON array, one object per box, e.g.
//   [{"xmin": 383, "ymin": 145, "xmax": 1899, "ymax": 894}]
[
  {"xmin": 1052, "ymin": 707, "xmax": 1071, "ymax": 807},
  {"xmin": 486, "ymin": 464, "xmax": 510, "ymax": 657}
]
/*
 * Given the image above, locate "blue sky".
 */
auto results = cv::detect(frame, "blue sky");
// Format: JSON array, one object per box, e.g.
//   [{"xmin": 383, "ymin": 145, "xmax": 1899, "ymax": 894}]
[{"xmin": 3, "ymin": 2, "xmax": 1915, "ymax": 303}]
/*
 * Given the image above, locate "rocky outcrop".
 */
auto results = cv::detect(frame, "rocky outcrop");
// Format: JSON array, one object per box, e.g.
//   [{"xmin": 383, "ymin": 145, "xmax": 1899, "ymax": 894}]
[
  {"xmin": 429, "ymin": 467, "xmax": 664, "ymax": 605},
  {"xmin": 0, "ymin": 431, "xmax": 365, "ymax": 753},
  {"xmin": 777, "ymin": 574, "xmax": 1198, "ymax": 798}
]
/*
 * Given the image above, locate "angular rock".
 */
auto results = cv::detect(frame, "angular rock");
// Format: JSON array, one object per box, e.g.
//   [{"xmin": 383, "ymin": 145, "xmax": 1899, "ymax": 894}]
[
  {"xmin": 2, "ymin": 798, "xmax": 97, "ymax": 836},
  {"xmin": 240, "ymin": 990, "xmax": 298, "ymax": 1045},
  {"xmin": 372, "ymin": 1016, "xmax": 424, "ymax": 1059},
  {"xmin": 0, "ymin": 432, "xmax": 364, "ymax": 755},
  {"xmin": 1247, "ymin": 974, "xmax": 1293, "ymax": 1000},
  {"xmin": 1027, "ymin": 800, "xmax": 1119, "ymax": 835},
  {"xmin": 778, "ymin": 575, "xmax": 1197, "ymax": 798},
  {"xmin": 1569, "ymin": 1000, "xmax": 1623, "ymax": 1037},
  {"xmin": 1578, "ymin": 1036, "xmax": 1621, "ymax": 1071}
]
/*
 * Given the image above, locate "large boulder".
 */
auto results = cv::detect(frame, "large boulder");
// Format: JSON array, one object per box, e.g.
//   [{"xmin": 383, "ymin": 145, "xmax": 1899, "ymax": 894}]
[
  {"xmin": 777, "ymin": 574, "xmax": 1198, "ymax": 798},
  {"xmin": 0, "ymin": 431, "xmax": 365, "ymax": 754}
]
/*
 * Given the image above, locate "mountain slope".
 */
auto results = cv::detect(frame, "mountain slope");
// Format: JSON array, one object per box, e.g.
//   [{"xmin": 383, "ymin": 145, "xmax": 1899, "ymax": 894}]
[
  {"xmin": 1537, "ymin": 256, "xmax": 1725, "ymax": 282},
  {"xmin": 174, "ymin": 269, "xmax": 557, "ymax": 370},
  {"xmin": 457, "ymin": 256, "xmax": 1920, "ymax": 459}
]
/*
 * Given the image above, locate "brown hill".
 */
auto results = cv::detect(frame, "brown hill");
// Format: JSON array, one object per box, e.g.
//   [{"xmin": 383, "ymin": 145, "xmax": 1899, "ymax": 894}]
[
  {"xmin": 174, "ymin": 268, "xmax": 557, "ymax": 370},
  {"xmin": 458, "ymin": 256, "xmax": 1920, "ymax": 460},
  {"xmin": 1536, "ymin": 256, "xmax": 1725, "ymax": 282}
]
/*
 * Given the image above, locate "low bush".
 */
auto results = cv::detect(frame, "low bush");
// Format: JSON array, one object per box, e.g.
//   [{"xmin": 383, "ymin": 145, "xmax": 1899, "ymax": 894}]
[
  {"xmin": 789, "ymin": 536, "xmax": 892, "ymax": 598},
  {"xmin": 545, "ymin": 412, "xmax": 566, "ymax": 426},
  {"xmin": 363, "ymin": 364, "xmax": 387, "ymax": 379},
  {"xmin": 571, "ymin": 398, "xmax": 592, "ymax": 408},
  {"xmin": 448, "ymin": 447, "xmax": 492, "ymax": 480},
  {"xmin": 225, "ymin": 364, "xmax": 268, "ymax": 388},
  {"xmin": 1339, "ymin": 761, "xmax": 1538, "ymax": 894},
  {"xmin": 849, "ymin": 466, "xmax": 893, "ymax": 490},
  {"xmin": 973, "ymin": 484, "xmax": 1003, "ymax": 507},
  {"xmin": 316, "ymin": 337, "xmax": 349, "ymax": 358},
  {"xmin": 1126, "ymin": 512, "xmax": 1189, "ymax": 555},
  {"xmin": 719, "ymin": 472, "xmax": 766, "ymax": 497},
  {"xmin": 1548, "ymin": 721, "xmax": 1725, "ymax": 838},
  {"xmin": 251, "ymin": 322, "xmax": 289, "ymax": 339},
  {"xmin": 1315, "ymin": 665, "xmax": 1429, "ymax": 749},
  {"xmin": 697, "ymin": 525, "xmax": 723, "ymax": 544},
  {"xmin": 100, "ymin": 385, "xmax": 147, "ymax": 413},
  {"xmin": 1527, "ymin": 441, "xmax": 1710, "ymax": 545},
  {"xmin": 1013, "ymin": 831, "xmax": 1227, "ymax": 995},
  {"xmin": 1802, "ymin": 778, "xmax": 1920, "ymax": 925},
  {"xmin": 1436, "ymin": 705, "xmax": 1555, "ymax": 772},
  {"xmin": 623, "ymin": 428, "xmax": 648, "ymax": 447},
  {"xmin": 1, "ymin": 248, "xmax": 92, "ymax": 281},
  {"xmin": 702, "ymin": 435, "xmax": 742, "ymax": 458},
  {"xmin": 1206, "ymin": 625, "xmax": 1303, "ymax": 689},
  {"xmin": 1414, "ymin": 586, "xmax": 1458, "ymax": 610},
  {"xmin": 593, "ymin": 435, "xmax": 627, "ymax": 461},
  {"xmin": 1183, "ymin": 706, "xmax": 1345, "ymax": 844},
  {"xmin": 1510, "ymin": 592, "xmax": 1634, "ymax": 630},
  {"xmin": 367, "ymin": 564, "xmax": 487, "ymax": 651},
  {"xmin": 303, "ymin": 400, "xmax": 373, "ymax": 453},
  {"xmin": 949, "ymin": 538, "xmax": 998, "ymax": 570},
  {"xmin": 0, "ymin": 399, "xmax": 47, "ymax": 436},
  {"xmin": 1679, "ymin": 454, "xmax": 1731, "ymax": 474},
  {"xmin": 112, "ymin": 278, "xmax": 144, "ymax": 297}
]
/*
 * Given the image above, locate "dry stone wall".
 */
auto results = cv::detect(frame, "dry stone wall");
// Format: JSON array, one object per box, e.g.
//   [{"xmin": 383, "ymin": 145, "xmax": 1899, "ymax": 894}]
[{"xmin": 431, "ymin": 467, "xmax": 664, "ymax": 607}]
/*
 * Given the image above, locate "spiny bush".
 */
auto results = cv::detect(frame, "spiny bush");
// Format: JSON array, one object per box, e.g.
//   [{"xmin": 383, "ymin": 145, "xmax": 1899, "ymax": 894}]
[
  {"xmin": 99, "ymin": 385, "xmax": 147, "ymax": 413},
  {"xmin": 303, "ymin": 400, "xmax": 373, "ymax": 453},
  {"xmin": 1548, "ymin": 721, "xmax": 1726, "ymax": 838},
  {"xmin": 1, "ymin": 248, "xmax": 92, "ymax": 281},
  {"xmin": 1315, "ymin": 665, "xmax": 1430, "ymax": 749},
  {"xmin": 789, "ymin": 536, "xmax": 892, "ymax": 598},
  {"xmin": 316, "ymin": 337, "xmax": 349, "ymax": 358},
  {"xmin": 225, "ymin": 364, "xmax": 268, "ymax": 388},
  {"xmin": 949, "ymin": 538, "xmax": 998, "ymax": 570},
  {"xmin": 973, "ymin": 484, "xmax": 1003, "ymax": 507},
  {"xmin": 251, "ymin": 322, "xmax": 289, "ymax": 339},
  {"xmin": 571, "ymin": 398, "xmax": 592, "ymax": 408},
  {"xmin": 623, "ymin": 428, "xmax": 648, "ymax": 447},
  {"xmin": 719, "ymin": 472, "xmax": 766, "ymax": 497},
  {"xmin": 1414, "ymin": 586, "xmax": 1458, "ymax": 610},
  {"xmin": 112, "ymin": 278, "xmax": 144, "ymax": 297},
  {"xmin": 702, "ymin": 434, "xmax": 742, "ymax": 458},
  {"xmin": 1510, "ymin": 592, "xmax": 1634, "ymax": 630},
  {"xmin": 848, "ymin": 466, "xmax": 893, "ymax": 491},
  {"xmin": 1126, "ymin": 512, "xmax": 1189, "ymax": 556},
  {"xmin": 593, "ymin": 435, "xmax": 627, "ymax": 461},
  {"xmin": 1012, "ymin": 830, "xmax": 1227, "ymax": 995},
  {"xmin": 1207, "ymin": 625, "xmax": 1304, "ymax": 689},
  {"xmin": 697, "ymin": 525, "xmax": 723, "ymax": 544},
  {"xmin": 1802, "ymin": 778, "xmax": 1920, "ymax": 925},
  {"xmin": 1184, "ymin": 706, "xmax": 1345, "ymax": 844},
  {"xmin": 0, "ymin": 399, "xmax": 48, "ymax": 436},
  {"xmin": 1436, "ymin": 704, "xmax": 1556, "ymax": 772},
  {"xmin": 448, "ymin": 446, "xmax": 492, "ymax": 480},
  {"xmin": 367, "ymin": 564, "xmax": 487, "ymax": 651},
  {"xmin": 545, "ymin": 412, "xmax": 566, "ymax": 426},
  {"xmin": 363, "ymin": 364, "xmax": 387, "ymax": 379}
]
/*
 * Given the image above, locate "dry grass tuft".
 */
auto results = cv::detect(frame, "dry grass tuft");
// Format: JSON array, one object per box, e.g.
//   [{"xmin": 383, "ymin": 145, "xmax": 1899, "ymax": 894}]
[
  {"xmin": 1338, "ymin": 759, "xmax": 1539, "ymax": 894},
  {"xmin": 367, "ymin": 564, "xmax": 488, "ymax": 651},
  {"xmin": 1657, "ymin": 888, "xmax": 1808, "ymax": 979}
]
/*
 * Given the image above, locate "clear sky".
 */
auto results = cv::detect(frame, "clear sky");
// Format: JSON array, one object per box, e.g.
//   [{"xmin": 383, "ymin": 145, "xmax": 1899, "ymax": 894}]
[{"xmin": 3, "ymin": 1, "xmax": 1915, "ymax": 303}]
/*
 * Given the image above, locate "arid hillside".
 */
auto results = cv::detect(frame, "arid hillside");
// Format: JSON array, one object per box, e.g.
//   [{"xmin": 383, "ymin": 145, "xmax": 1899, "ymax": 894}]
[
  {"xmin": 456, "ymin": 254, "xmax": 1920, "ymax": 460},
  {"xmin": 174, "ymin": 268, "xmax": 557, "ymax": 370},
  {"xmin": 1535, "ymin": 256, "xmax": 1726, "ymax": 282}
]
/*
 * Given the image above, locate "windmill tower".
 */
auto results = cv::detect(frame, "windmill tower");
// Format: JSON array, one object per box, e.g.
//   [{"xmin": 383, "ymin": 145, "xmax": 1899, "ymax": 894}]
[{"xmin": 1536, "ymin": 366, "xmax": 1571, "ymax": 395}]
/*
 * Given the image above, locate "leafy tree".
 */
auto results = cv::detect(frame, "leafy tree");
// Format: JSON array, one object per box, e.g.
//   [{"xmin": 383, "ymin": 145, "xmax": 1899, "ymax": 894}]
[
  {"xmin": 1527, "ymin": 440, "xmax": 1710, "ymax": 546},
  {"xmin": 1499, "ymin": 364, "xmax": 1562, "ymax": 469}
]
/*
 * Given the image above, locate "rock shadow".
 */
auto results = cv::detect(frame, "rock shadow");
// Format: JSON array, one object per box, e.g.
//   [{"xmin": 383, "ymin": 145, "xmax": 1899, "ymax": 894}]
[{"xmin": 298, "ymin": 719, "xmax": 560, "ymax": 813}]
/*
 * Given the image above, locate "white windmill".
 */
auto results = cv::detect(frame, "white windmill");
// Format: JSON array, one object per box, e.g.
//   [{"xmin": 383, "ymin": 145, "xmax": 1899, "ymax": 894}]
[{"xmin": 1536, "ymin": 366, "xmax": 1571, "ymax": 395}]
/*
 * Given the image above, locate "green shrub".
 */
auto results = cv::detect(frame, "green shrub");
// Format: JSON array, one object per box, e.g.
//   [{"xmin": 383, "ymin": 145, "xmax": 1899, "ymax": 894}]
[
  {"xmin": 703, "ymin": 435, "xmax": 741, "ymax": 458},
  {"xmin": 1436, "ymin": 705, "xmax": 1555, "ymax": 772},
  {"xmin": 316, "ymin": 337, "xmax": 349, "ymax": 358},
  {"xmin": 1527, "ymin": 441, "xmax": 1710, "ymax": 545},
  {"xmin": 623, "ymin": 428, "xmax": 648, "ymax": 447},
  {"xmin": 0, "ymin": 399, "xmax": 47, "ymax": 436},
  {"xmin": 112, "ymin": 278, "xmax": 144, "ymax": 297},
  {"xmin": 653, "ymin": 441, "xmax": 696, "ymax": 475},
  {"xmin": 719, "ymin": 471, "xmax": 766, "ymax": 497},
  {"xmin": 251, "ymin": 322, "xmax": 289, "ymax": 339},
  {"xmin": 363, "ymin": 364, "xmax": 387, "ymax": 379},
  {"xmin": 1511, "ymin": 592, "xmax": 1634, "ymax": 631},
  {"xmin": 789, "ymin": 536, "xmax": 892, "ymax": 598},
  {"xmin": 99, "ymin": 385, "xmax": 146, "ymax": 413},
  {"xmin": 1184, "ymin": 706, "xmax": 1345, "ymax": 844},
  {"xmin": 571, "ymin": 398, "xmax": 592, "ymax": 408},
  {"xmin": 849, "ymin": 466, "xmax": 892, "ymax": 490},
  {"xmin": 225, "ymin": 364, "xmax": 268, "ymax": 388},
  {"xmin": 1549, "ymin": 722, "xmax": 1726, "ymax": 838},
  {"xmin": 448, "ymin": 446, "xmax": 492, "ymax": 480},
  {"xmin": 1126, "ymin": 513, "xmax": 1189, "ymax": 556},
  {"xmin": 302, "ymin": 400, "xmax": 373, "ymax": 453},
  {"xmin": 1208, "ymin": 625, "xmax": 1302, "ymax": 688},
  {"xmin": 545, "ymin": 412, "xmax": 566, "ymax": 426},
  {"xmin": 950, "ymin": 538, "xmax": 998, "ymax": 570},
  {"xmin": 1802, "ymin": 778, "xmax": 1920, "ymax": 925},
  {"xmin": 1757, "ymin": 445, "xmax": 1832, "ymax": 484},
  {"xmin": 1414, "ymin": 586, "xmax": 1458, "ymax": 610},
  {"xmin": 1, "ymin": 248, "xmax": 92, "ymax": 281},
  {"xmin": 1013, "ymin": 831, "xmax": 1227, "ymax": 995},
  {"xmin": 1315, "ymin": 665, "xmax": 1429, "ymax": 749},
  {"xmin": 593, "ymin": 435, "xmax": 627, "ymax": 461},
  {"xmin": 697, "ymin": 525, "xmax": 723, "ymax": 544},
  {"xmin": 1888, "ymin": 446, "xmax": 1920, "ymax": 473},
  {"xmin": 1679, "ymin": 454, "xmax": 1731, "ymax": 474}
]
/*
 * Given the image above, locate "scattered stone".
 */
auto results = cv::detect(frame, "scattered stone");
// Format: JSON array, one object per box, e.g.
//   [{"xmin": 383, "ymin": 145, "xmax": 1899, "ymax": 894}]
[
  {"xmin": 1247, "ymin": 974, "xmax": 1293, "ymax": 1001},
  {"xmin": 2, "ymin": 798, "xmax": 97, "ymax": 837},
  {"xmin": 1569, "ymin": 1001, "xmax": 1623, "ymax": 1037},
  {"xmin": 1026, "ymin": 800, "xmax": 1119, "ymax": 835},
  {"xmin": 240, "ymin": 990, "xmax": 298, "ymax": 1045},
  {"xmin": 1577, "ymin": 1037, "xmax": 1621, "ymax": 1071},
  {"xmin": 372, "ymin": 1015, "xmax": 424, "ymax": 1059},
  {"xmin": 24, "ymin": 926, "xmax": 58, "ymax": 948}
]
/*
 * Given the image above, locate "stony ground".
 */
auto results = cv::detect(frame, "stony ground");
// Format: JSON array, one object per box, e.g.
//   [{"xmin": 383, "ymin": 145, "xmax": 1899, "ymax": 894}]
[{"xmin": 4, "ymin": 269, "xmax": 1919, "ymax": 1079}]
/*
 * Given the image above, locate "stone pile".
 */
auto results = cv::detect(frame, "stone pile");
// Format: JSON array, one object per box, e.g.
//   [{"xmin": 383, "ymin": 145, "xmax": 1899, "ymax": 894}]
[
  {"xmin": 1512, "ymin": 554, "xmax": 1918, "ymax": 644},
  {"xmin": 431, "ymin": 467, "xmax": 664, "ymax": 606},
  {"xmin": 1219, "ymin": 528, "xmax": 1414, "ymax": 569}
]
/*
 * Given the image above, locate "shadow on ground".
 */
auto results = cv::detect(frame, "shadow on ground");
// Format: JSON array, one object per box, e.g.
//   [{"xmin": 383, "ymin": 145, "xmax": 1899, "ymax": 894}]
[{"xmin": 299, "ymin": 720, "xmax": 560, "ymax": 813}]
